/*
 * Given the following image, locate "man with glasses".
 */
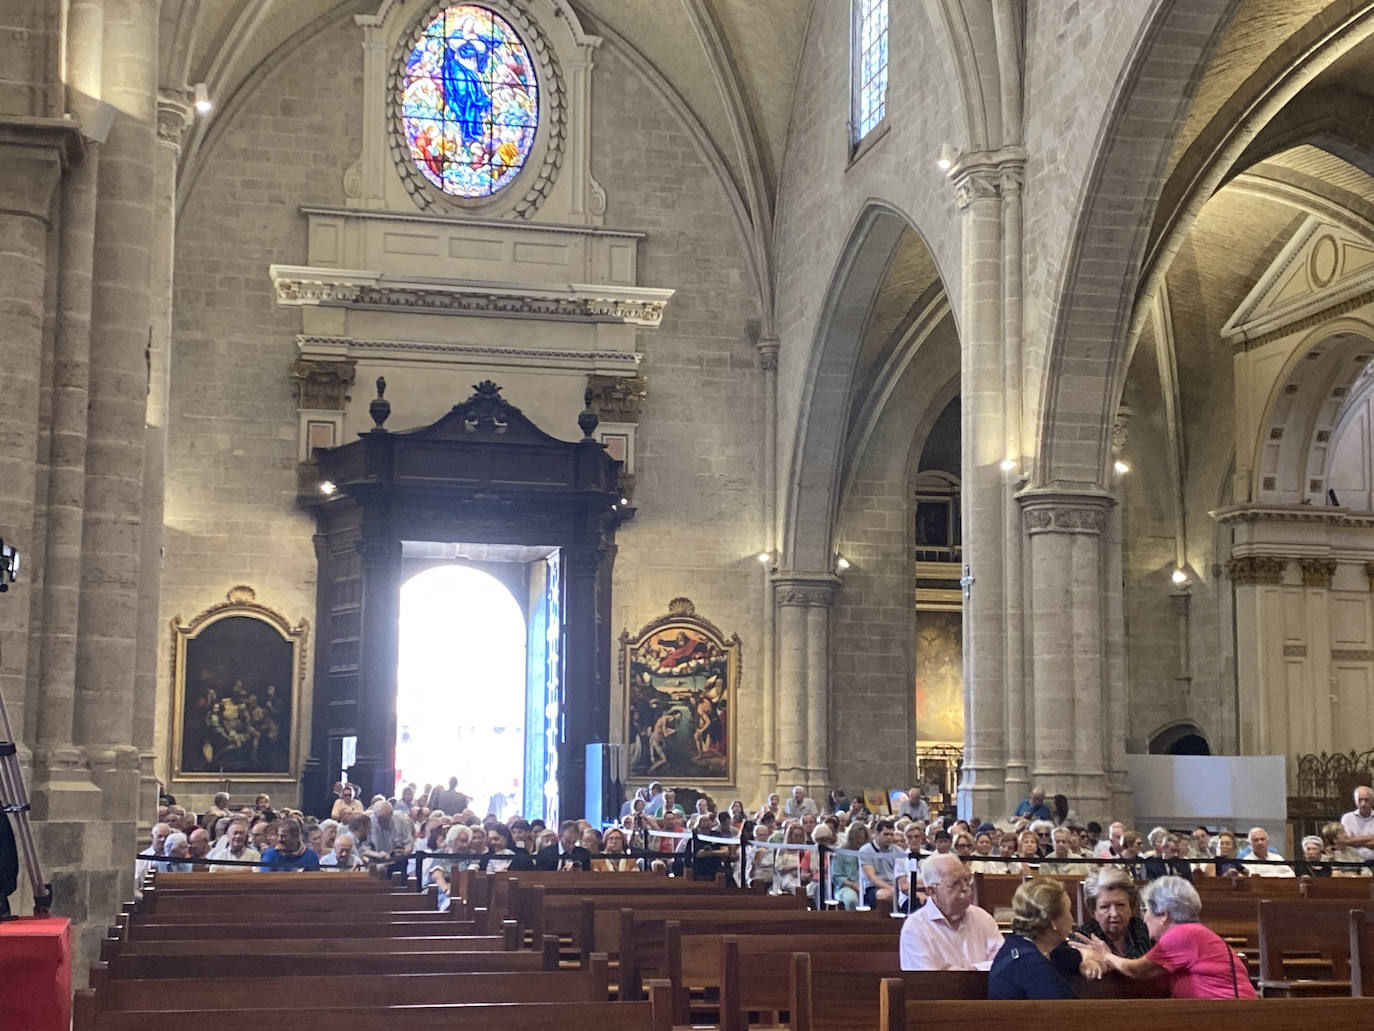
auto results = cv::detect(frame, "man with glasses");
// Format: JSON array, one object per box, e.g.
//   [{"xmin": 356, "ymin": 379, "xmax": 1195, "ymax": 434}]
[{"xmin": 899, "ymin": 853, "xmax": 1004, "ymax": 970}]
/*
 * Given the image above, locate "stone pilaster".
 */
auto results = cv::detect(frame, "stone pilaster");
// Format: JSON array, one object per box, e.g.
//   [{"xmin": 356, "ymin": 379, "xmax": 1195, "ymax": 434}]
[
  {"xmin": 1019, "ymin": 489, "xmax": 1115, "ymax": 819},
  {"xmin": 772, "ymin": 574, "xmax": 836, "ymax": 798},
  {"xmin": 950, "ymin": 154, "xmax": 1010, "ymax": 820}
]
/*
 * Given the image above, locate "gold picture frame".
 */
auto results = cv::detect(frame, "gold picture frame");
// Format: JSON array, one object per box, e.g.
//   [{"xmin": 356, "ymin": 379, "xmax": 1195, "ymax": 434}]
[
  {"xmin": 170, "ymin": 585, "xmax": 308, "ymax": 782},
  {"xmin": 620, "ymin": 597, "xmax": 739, "ymax": 785}
]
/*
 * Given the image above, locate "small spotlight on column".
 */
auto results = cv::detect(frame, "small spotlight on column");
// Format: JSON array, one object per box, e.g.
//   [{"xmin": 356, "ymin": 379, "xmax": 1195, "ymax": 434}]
[
  {"xmin": 318, "ymin": 480, "xmax": 337, "ymax": 496},
  {"xmin": 1113, "ymin": 460, "xmax": 1130, "ymax": 474},
  {"xmin": 999, "ymin": 458, "xmax": 1016, "ymax": 472},
  {"xmin": 620, "ymin": 497, "xmax": 629, "ymax": 505},
  {"xmin": 1171, "ymin": 567, "xmax": 1189, "ymax": 585},
  {"xmin": 937, "ymin": 143, "xmax": 957, "ymax": 171},
  {"xmin": 757, "ymin": 552, "xmax": 771, "ymax": 564},
  {"xmin": 193, "ymin": 82, "xmax": 212, "ymax": 114},
  {"xmin": 835, "ymin": 556, "xmax": 850, "ymax": 572}
]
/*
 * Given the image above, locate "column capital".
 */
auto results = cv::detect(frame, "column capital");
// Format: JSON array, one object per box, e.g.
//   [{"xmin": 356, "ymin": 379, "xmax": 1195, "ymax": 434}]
[
  {"xmin": 585, "ymin": 373, "xmax": 646, "ymax": 423},
  {"xmin": 1299, "ymin": 557, "xmax": 1337, "ymax": 588},
  {"xmin": 1017, "ymin": 488, "xmax": 1114, "ymax": 535},
  {"xmin": 292, "ymin": 357, "xmax": 357, "ymax": 410},
  {"xmin": 156, "ymin": 90, "xmax": 193, "ymax": 154},
  {"xmin": 772, "ymin": 573, "xmax": 839, "ymax": 607},
  {"xmin": 1226, "ymin": 554, "xmax": 1287, "ymax": 586},
  {"xmin": 756, "ymin": 337, "xmax": 779, "ymax": 372},
  {"xmin": 948, "ymin": 145, "xmax": 1025, "ymax": 210}
]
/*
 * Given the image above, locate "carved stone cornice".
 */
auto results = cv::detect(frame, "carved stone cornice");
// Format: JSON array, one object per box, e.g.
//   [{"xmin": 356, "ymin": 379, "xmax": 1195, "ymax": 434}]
[
  {"xmin": 291, "ymin": 358, "xmax": 357, "ymax": 410},
  {"xmin": 269, "ymin": 265, "xmax": 675, "ymax": 327},
  {"xmin": 586, "ymin": 374, "xmax": 646, "ymax": 423},
  {"xmin": 1212, "ymin": 504, "xmax": 1374, "ymax": 528},
  {"xmin": 773, "ymin": 574, "xmax": 840, "ymax": 608},
  {"xmin": 1017, "ymin": 489, "xmax": 1113, "ymax": 536},
  {"xmin": 1300, "ymin": 557, "xmax": 1338, "ymax": 588},
  {"xmin": 297, "ymin": 334, "xmax": 642, "ymax": 371},
  {"xmin": 1226, "ymin": 555, "xmax": 1287, "ymax": 586}
]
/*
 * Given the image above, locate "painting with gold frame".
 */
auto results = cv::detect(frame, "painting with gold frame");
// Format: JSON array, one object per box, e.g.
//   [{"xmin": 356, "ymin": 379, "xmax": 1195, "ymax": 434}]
[
  {"xmin": 171, "ymin": 586, "xmax": 309, "ymax": 781},
  {"xmin": 620, "ymin": 597, "xmax": 739, "ymax": 784}
]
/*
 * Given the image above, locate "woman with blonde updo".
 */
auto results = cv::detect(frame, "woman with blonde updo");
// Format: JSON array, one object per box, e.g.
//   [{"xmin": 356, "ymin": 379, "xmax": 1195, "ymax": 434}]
[{"xmin": 988, "ymin": 878, "xmax": 1102, "ymax": 998}]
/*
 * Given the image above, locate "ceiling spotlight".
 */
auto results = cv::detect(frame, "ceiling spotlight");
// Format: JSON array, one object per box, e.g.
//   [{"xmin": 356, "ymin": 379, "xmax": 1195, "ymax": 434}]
[
  {"xmin": 318, "ymin": 480, "xmax": 337, "ymax": 496},
  {"xmin": 999, "ymin": 458, "xmax": 1016, "ymax": 472},
  {"xmin": 193, "ymin": 82, "xmax": 212, "ymax": 114},
  {"xmin": 1114, "ymin": 460, "xmax": 1130, "ymax": 474},
  {"xmin": 1171, "ymin": 568, "xmax": 1189, "ymax": 585},
  {"xmin": 937, "ymin": 143, "xmax": 957, "ymax": 171},
  {"xmin": 620, "ymin": 497, "xmax": 629, "ymax": 505},
  {"xmin": 757, "ymin": 552, "xmax": 771, "ymax": 564},
  {"xmin": 835, "ymin": 556, "xmax": 850, "ymax": 572}
]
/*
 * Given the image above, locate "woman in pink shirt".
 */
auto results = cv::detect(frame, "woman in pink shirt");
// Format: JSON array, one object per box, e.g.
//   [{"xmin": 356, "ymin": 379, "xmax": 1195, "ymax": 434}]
[{"xmin": 1076, "ymin": 875, "xmax": 1256, "ymax": 998}]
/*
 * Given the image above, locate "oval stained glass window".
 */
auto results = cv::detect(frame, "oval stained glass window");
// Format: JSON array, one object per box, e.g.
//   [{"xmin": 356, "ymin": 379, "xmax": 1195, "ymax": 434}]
[{"xmin": 400, "ymin": 5, "xmax": 539, "ymax": 198}]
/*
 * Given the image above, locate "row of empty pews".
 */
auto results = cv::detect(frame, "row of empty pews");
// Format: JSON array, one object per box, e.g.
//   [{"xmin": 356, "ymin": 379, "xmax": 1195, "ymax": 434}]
[{"xmin": 75, "ymin": 865, "xmax": 1374, "ymax": 1029}]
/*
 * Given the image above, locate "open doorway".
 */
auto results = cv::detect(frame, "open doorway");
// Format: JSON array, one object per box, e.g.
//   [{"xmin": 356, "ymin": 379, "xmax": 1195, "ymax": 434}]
[{"xmin": 396, "ymin": 562, "xmax": 530, "ymax": 818}]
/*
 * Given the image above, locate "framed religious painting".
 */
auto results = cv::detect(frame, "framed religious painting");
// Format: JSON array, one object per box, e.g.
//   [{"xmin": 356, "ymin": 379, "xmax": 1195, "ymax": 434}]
[
  {"xmin": 170, "ymin": 586, "xmax": 309, "ymax": 781},
  {"xmin": 620, "ymin": 597, "xmax": 740, "ymax": 784}
]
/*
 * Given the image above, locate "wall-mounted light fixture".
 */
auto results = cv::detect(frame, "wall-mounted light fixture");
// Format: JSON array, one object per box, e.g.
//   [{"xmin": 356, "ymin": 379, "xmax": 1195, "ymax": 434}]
[
  {"xmin": 937, "ymin": 143, "xmax": 957, "ymax": 171},
  {"xmin": 193, "ymin": 82, "xmax": 212, "ymax": 114}
]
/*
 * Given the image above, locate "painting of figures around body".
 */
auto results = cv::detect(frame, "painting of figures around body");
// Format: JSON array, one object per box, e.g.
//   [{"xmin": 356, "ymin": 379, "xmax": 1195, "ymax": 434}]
[
  {"xmin": 172, "ymin": 587, "xmax": 308, "ymax": 780},
  {"xmin": 915, "ymin": 609, "xmax": 964, "ymax": 744},
  {"xmin": 621, "ymin": 597, "xmax": 739, "ymax": 783}
]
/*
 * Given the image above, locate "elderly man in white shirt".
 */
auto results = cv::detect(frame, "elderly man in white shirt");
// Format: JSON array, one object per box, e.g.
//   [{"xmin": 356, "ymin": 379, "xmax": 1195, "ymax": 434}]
[
  {"xmin": 207, "ymin": 819, "xmax": 261, "ymax": 872},
  {"xmin": 1243, "ymin": 826, "xmax": 1294, "ymax": 877},
  {"xmin": 782, "ymin": 785, "xmax": 818, "ymax": 819},
  {"xmin": 1340, "ymin": 785, "xmax": 1374, "ymax": 862},
  {"xmin": 899, "ymin": 853, "xmax": 1004, "ymax": 970},
  {"xmin": 134, "ymin": 822, "xmax": 171, "ymax": 898}
]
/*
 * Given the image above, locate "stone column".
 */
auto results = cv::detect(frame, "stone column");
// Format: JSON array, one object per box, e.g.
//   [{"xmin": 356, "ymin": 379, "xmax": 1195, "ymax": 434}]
[
  {"xmin": 772, "ymin": 574, "xmax": 836, "ymax": 797},
  {"xmin": 74, "ymin": 0, "xmax": 158, "ymax": 823},
  {"xmin": 0, "ymin": 124, "xmax": 78, "ymax": 747},
  {"xmin": 950, "ymin": 158, "xmax": 1008, "ymax": 819},
  {"xmin": 756, "ymin": 337, "xmax": 779, "ymax": 803},
  {"xmin": 132, "ymin": 90, "xmax": 190, "ymax": 811},
  {"xmin": 1227, "ymin": 555, "xmax": 1288, "ymax": 754},
  {"xmin": 1020, "ymin": 490, "xmax": 1113, "ymax": 817}
]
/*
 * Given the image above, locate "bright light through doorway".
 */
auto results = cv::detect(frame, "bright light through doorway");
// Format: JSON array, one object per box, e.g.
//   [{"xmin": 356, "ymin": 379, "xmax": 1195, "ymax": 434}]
[{"xmin": 396, "ymin": 565, "xmax": 526, "ymax": 817}]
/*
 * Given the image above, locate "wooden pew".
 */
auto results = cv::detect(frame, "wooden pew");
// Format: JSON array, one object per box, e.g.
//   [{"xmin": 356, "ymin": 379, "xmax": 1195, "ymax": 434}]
[
  {"xmin": 479, "ymin": 869, "xmax": 730, "ymax": 928},
  {"xmin": 142, "ymin": 889, "xmax": 440, "ymax": 915},
  {"xmin": 527, "ymin": 884, "xmax": 807, "ymax": 962},
  {"xmin": 971, "ymin": 873, "xmax": 1022, "ymax": 917},
  {"xmin": 785, "ymin": 953, "xmax": 1169, "ymax": 1031},
  {"xmin": 144, "ymin": 871, "xmax": 399, "ymax": 892},
  {"xmin": 876, "ymin": 984, "xmax": 1373, "ymax": 1030},
  {"xmin": 98, "ymin": 941, "xmax": 559, "ymax": 982},
  {"xmin": 1256, "ymin": 898, "xmax": 1374, "ymax": 995},
  {"xmin": 78, "ymin": 960, "xmax": 612, "ymax": 1030},
  {"xmin": 75, "ymin": 981, "xmax": 674, "ymax": 1031},
  {"xmin": 620, "ymin": 908, "xmax": 898, "ymax": 1000},
  {"xmin": 1351, "ymin": 908, "xmax": 1374, "ymax": 996},
  {"xmin": 99, "ymin": 932, "xmax": 515, "ymax": 963},
  {"xmin": 122, "ymin": 916, "xmax": 462, "ymax": 940},
  {"xmin": 1302, "ymin": 878, "xmax": 1374, "ymax": 901}
]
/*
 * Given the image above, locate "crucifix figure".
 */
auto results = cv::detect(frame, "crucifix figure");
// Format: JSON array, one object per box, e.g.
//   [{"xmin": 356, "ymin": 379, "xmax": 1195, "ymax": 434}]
[{"xmin": 960, "ymin": 565, "xmax": 975, "ymax": 599}]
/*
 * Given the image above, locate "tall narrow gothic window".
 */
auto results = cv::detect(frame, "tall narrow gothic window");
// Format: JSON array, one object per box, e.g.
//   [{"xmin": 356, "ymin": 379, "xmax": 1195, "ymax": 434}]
[
  {"xmin": 400, "ymin": 4, "xmax": 540, "ymax": 198},
  {"xmin": 853, "ymin": 0, "xmax": 888, "ymax": 141}
]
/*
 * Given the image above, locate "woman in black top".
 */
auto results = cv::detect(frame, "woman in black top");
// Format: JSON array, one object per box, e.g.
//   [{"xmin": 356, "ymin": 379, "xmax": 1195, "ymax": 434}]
[
  {"xmin": 1075, "ymin": 867, "xmax": 1152, "ymax": 958},
  {"xmin": 1206, "ymin": 829, "xmax": 1247, "ymax": 877},
  {"xmin": 989, "ymin": 878, "xmax": 1104, "ymax": 999}
]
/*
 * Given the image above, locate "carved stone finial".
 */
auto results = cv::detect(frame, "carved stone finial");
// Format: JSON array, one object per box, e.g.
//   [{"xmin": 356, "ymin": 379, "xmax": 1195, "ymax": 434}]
[
  {"xmin": 369, "ymin": 376, "xmax": 390, "ymax": 431},
  {"xmin": 578, "ymin": 386, "xmax": 599, "ymax": 440}
]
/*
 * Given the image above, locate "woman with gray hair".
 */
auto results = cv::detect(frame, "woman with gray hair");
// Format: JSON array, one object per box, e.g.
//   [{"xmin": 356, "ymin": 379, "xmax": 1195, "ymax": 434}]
[
  {"xmin": 1075, "ymin": 875, "xmax": 1256, "ymax": 998},
  {"xmin": 1075, "ymin": 866, "xmax": 1150, "ymax": 958}
]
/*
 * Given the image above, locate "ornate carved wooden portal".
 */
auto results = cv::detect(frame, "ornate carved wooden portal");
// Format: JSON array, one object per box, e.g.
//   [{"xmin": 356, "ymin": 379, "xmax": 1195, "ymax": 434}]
[{"xmin": 301, "ymin": 380, "xmax": 626, "ymax": 818}]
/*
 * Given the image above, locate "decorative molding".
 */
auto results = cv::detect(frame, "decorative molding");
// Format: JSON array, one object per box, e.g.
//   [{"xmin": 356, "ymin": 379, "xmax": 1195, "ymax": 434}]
[
  {"xmin": 270, "ymin": 265, "xmax": 674, "ymax": 327},
  {"xmin": 952, "ymin": 168, "xmax": 999, "ymax": 209},
  {"xmin": 1299, "ymin": 557, "xmax": 1338, "ymax": 588},
  {"xmin": 1212, "ymin": 504, "xmax": 1374, "ymax": 528},
  {"xmin": 1332, "ymin": 648, "xmax": 1374, "ymax": 662},
  {"xmin": 1226, "ymin": 555, "xmax": 1287, "ymax": 585},
  {"xmin": 291, "ymin": 358, "xmax": 356, "ymax": 410},
  {"xmin": 156, "ymin": 90, "xmax": 192, "ymax": 153},
  {"xmin": 586, "ymin": 374, "xmax": 646, "ymax": 423},
  {"xmin": 1111, "ymin": 405, "xmax": 1132, "ymax": 455},
  {"xmin": 298, "ymin": 205, "xmax": 643, "ymax": 239},
  {"xmin": 297, "ymin": 334, "xmax": 642, "ymax": 370},
  {"xmin": 756, "ymin": 338, "xmax": 779, "ymax": 372},
  {"xmin": 1283, "ymin": 643, "xmax": 1308, "ymax": 658},
  {"xmin": 949, "ymin": 146, "xmax": 1025, "ymax": 211}
]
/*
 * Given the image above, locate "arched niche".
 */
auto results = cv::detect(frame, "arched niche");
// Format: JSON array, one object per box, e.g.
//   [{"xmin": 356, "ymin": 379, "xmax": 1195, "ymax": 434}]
[{"xmin": 301, "ymin": 379, "xmax": 626, "ymax": 819}]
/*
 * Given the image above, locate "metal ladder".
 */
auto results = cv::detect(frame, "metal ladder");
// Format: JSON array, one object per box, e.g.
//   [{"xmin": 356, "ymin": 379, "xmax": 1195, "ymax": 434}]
[{"xmin": 0, "ymin": 539, "xmax": 51, "ymax": 917}]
